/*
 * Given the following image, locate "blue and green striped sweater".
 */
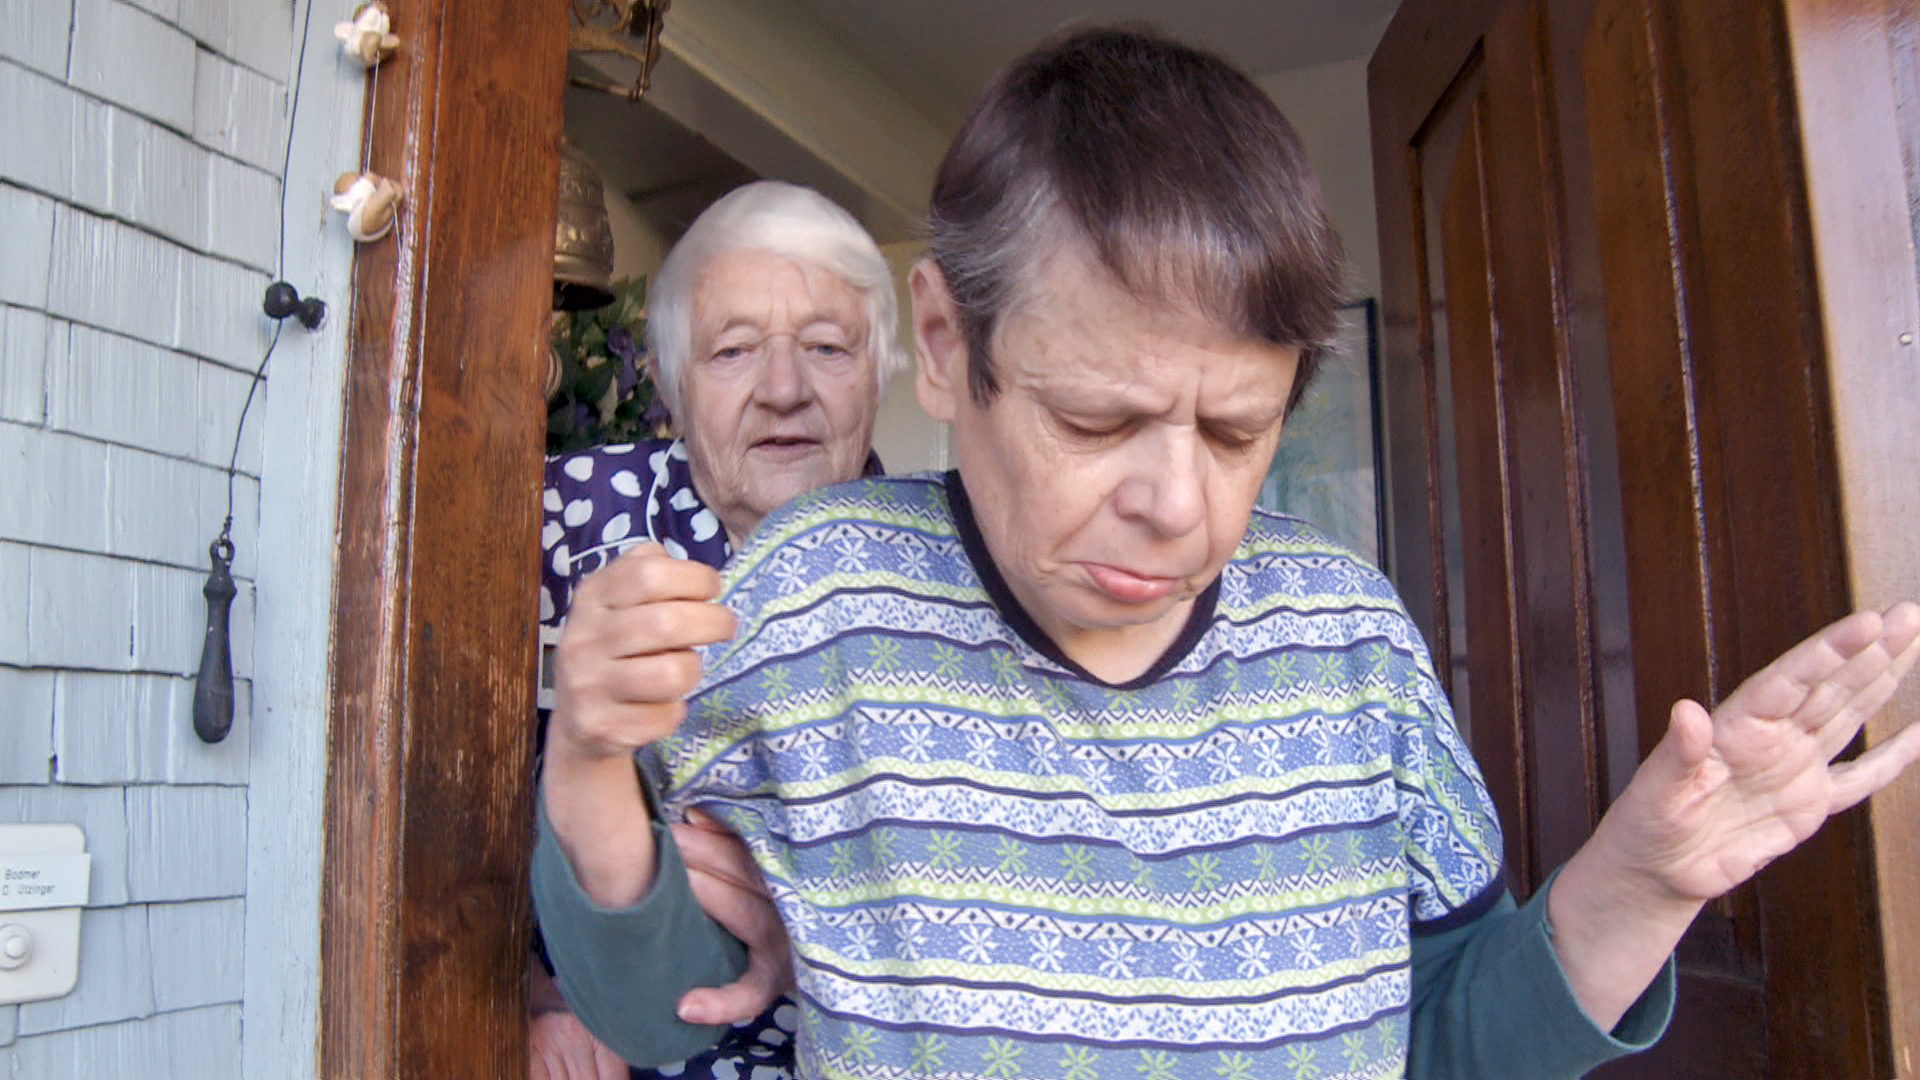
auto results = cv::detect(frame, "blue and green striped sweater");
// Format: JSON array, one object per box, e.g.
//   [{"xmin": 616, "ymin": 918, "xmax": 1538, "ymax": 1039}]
[{"xmin": 661, "ymin": 473, "xmax": 1504, "ymax": 1080}]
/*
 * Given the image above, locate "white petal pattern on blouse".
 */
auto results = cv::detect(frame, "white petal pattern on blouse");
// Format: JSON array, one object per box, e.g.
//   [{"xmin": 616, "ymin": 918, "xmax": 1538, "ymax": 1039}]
[{"xmin": 690, "ymin": 508, "xmax": 720, "ymax": 542}]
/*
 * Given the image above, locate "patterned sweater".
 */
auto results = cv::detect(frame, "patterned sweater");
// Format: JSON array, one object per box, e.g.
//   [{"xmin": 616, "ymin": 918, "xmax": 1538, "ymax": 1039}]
[{"xmin": 659, "ymin": 472, "xmax": 1506, "ymax": 1080}]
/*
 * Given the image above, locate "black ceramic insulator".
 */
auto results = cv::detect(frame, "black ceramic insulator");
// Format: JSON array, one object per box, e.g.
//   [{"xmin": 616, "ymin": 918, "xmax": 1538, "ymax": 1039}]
[
  {"xmin": 262, "ymin": 280, "xmax": 326, "ymax": 330},
  {"xmin": 193, "ymin": 538, "xmax": 238, "ymax": 743},
  {"xmin": 262, "ymin": 281, "xmax": 300, "ymax": 319}
]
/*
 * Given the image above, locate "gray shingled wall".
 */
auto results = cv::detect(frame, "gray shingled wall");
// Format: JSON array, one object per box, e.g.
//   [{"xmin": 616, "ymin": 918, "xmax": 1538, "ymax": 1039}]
[{"xmin": 0, "ymin": 0, "xmax": 292, "ymax": 1075}]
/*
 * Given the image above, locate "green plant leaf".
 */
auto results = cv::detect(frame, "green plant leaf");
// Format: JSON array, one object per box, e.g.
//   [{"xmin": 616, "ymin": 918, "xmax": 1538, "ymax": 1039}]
[{"xmin": 547, "ymin": 274, "xmax": 654, "ymax": 453}]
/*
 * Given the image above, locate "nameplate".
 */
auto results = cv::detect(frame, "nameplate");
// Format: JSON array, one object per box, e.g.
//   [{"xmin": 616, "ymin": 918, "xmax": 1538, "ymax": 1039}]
[{"xmin": 0, "ymin": 854, "xmax": 91, "ymax": 911}]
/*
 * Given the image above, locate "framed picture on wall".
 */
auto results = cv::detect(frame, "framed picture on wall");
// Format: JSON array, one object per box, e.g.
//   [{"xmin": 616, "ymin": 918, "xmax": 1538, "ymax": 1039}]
[{"xmin": 1257, "ymin": 299, "xmax": 1388, "ymax": 570}]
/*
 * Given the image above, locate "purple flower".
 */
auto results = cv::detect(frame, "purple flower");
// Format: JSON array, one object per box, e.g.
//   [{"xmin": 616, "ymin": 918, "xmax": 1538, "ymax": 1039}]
[
  {"xmin": 616, "ymin": 352, "xmax": 639, "ymax": 397},
  {"xmin": 607, "ymin": 326, "xmax": 637, "ymax": 362}
]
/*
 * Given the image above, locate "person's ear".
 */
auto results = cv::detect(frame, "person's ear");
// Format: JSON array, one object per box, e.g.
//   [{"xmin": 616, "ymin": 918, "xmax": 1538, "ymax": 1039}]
[{"xmin": 911, "ymin": 258, "xmax": 965, "ymax": 423}]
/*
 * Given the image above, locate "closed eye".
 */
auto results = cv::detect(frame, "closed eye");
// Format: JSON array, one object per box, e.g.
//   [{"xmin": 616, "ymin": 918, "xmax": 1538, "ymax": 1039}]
[
  {"xmin": 1056, "ymin": 415, "xmax": 1129, "ymax": 442},
  {"xmin": 1201, "ymin": 422, "xmax": 1265, "ymax": 451}
]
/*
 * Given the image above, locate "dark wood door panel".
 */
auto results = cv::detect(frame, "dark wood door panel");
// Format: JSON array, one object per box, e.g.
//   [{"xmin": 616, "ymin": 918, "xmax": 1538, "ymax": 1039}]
[
  {"xmin": 1583, "ymin": 0, "xmax": 1719, "ymax": 757},
  {"xmin": 1374, "ymin": 0, "xmax": 1896, "ymax": 1075},
  {"xmin": 1478, "ymin": 0, "xmax": 1606, "ymax": 882},
  {"xmin": 1376, "ymin": 0, "xmax": 1500, "ymax": 663},
  {"xmin": 1581, "ymin": 1, "xmax": 1888, "ymax": 1075},
  {"xmin": 1388, "ymin": 0, "xmax": 1608, "ymax": 903},
  {"xmin": 1435, "ymin": 100, "xmax": 1534, "ymax": 887},
  {"xmin": 1581, "ymin": 11, "xmax": 1772, "ymax": 1066}
]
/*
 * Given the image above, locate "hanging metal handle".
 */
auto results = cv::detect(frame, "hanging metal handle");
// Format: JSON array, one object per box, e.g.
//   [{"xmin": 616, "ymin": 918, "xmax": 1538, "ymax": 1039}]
[{"xmin": 193, "ymin": 536, "xmax": 238, "ymax": 743}]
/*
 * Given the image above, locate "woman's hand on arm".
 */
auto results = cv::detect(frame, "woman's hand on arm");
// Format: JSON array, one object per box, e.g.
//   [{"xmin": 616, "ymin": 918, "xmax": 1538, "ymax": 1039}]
[
  {"xmin": 529, "ymin": 964, "xmax": 629, "ymax": 1080},
  {"xmin": 542, "ymin": 543, "xmax": 737, "ymax": 908},
  {"xmin": 529, "ymin": 1011, "xmax": 630, "ymax": 1080},
  {"xmin": 672, "ymin": 811, "xmax": 795, "ymax": 1026},
  {"xmin": 1550, "ymin": 602, "xmax": 1920, "ymax": 1029}
]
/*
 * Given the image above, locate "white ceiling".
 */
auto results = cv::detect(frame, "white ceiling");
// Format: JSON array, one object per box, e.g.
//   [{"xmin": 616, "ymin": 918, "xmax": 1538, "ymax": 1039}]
[
  {"xmin": 786, "ymin": 0, "xmax": 1404, "ymax": 129},
  {"xmin": 569, "ymin": 1, "xmax": 1402, "ymax": 245}
]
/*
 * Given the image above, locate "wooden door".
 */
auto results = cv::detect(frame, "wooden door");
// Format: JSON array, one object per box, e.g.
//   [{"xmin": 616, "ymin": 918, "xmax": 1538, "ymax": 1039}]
[{"xmin": 1371, "ymin": 0, "xmax": 1919, "ymax": 1075}]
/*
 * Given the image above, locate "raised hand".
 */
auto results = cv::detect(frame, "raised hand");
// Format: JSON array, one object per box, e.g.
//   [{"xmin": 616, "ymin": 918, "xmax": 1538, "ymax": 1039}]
[
  {"xmin": 548, "ymin": 543, "xmax": 737, "ymax": 761},
  {"xmin": 672, "ymin": 811, "xmax": 794, "ymax": 1026},
  {"xmin": 1601, "ymin": 601, "xmax": 1920, "ymax": 903},
  {"xmin": 1550, "ymin": 602, "xmax": 1920, "ymax": 1028},
  {"xmin": 543, "ymin": 543, "xmax": 736, "ymax": 908}
]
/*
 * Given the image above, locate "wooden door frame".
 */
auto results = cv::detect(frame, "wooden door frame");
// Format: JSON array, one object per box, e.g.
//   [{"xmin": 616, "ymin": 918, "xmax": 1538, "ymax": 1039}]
[
  {"xmin": 1784, "ymin": 0, "xmax": 1920, "ymax": 1068},
  {"xmin": 318, "ymin": 0, "xmax": 568, "ymax": 1076}
]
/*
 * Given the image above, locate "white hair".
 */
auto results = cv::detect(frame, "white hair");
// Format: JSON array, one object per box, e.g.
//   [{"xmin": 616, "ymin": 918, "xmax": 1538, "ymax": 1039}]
[{"xmin": 646, "ymin": 180, "xmax": 905, "ymax": 420}]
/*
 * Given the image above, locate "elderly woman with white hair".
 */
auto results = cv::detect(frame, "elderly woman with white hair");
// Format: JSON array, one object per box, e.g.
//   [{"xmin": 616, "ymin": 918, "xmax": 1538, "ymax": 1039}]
[{"xmin": 532, "ymin": 179, "xmax": 906, "ymax": 1080}]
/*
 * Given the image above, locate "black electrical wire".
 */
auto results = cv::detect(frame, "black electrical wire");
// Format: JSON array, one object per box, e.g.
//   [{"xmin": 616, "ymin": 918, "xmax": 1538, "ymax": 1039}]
[
  {"xmin": 216, "ymin": 0, "xmax": 315, "ymax": 541},
  {"xmin": 276, "ymin": 0, "xmax": 316, "ymax": 282},
  {"xmin": 196, "ymin": 0, "xmax": 318, "ymax": 743}
]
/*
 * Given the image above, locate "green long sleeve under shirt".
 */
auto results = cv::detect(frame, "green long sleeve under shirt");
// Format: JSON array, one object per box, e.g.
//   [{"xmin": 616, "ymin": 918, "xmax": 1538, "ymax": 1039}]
[{"xmin": 533, "ymin": 802, "xmax": 1674, "ymax": 1078}]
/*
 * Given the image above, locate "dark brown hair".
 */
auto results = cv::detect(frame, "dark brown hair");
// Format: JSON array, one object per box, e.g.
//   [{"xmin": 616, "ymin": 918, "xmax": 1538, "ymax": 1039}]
[{"xmin": 927, "ymin": 26, "xmax": 1346, "ymax": 412}]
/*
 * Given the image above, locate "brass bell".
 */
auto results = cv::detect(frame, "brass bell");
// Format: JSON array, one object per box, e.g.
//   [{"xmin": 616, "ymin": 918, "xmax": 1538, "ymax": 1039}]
[{"xmin": 553, "ymin": 137, "xmax": 616, "ymax": 311}]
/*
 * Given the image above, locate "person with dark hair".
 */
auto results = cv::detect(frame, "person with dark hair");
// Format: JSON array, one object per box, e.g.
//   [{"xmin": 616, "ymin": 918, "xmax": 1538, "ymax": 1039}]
[{"xmin": 532, "ymin": 27, "xmax": 1920, "ymax": 1080}]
